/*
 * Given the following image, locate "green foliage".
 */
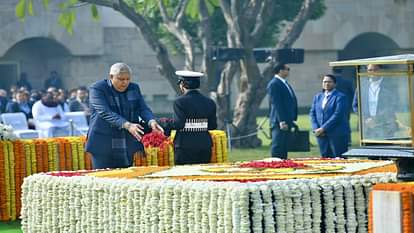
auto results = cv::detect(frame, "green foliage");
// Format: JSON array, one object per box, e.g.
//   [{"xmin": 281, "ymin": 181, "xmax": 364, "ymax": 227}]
[
  {"xmin": 256, "ymin": 0, "xmax": 326, "ymax": 47},
  {"xmin": 309, "ymin": 0, "xmax": 326, "ymax": 20},
  {"xmin": 91, "ymin": 4, "xmax": 99, "ymax": 20},
  {"xmin": 15, "ymin": 0, "xmax": 100, "ymax": 34},
  {"xmin": 42, "ymin": 0, "xmax": 50, "ymax": 9},
  {"xmin": 185, "ymin": 0, "xmax": 219, "ymax": 19},
  {"xmin": 15, "ymin": 0, "xmax": 27, "ymax": 19},
  {"xmin": 15, "ymin": 0, "xmax": 325, "ymax": 50}
]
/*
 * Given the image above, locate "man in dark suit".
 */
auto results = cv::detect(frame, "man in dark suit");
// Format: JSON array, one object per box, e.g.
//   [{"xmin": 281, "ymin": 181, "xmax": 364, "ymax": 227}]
[
  {"xmin": 161, "ymin": 70, "xmax": 217, "ymax": 165},
  {"xmin": 266, "ymin": 64, "xmax": 298, "ymax": 159},
  {"xmin": 86, "ymin": 63, "xmax": 163, "ymax": 169},
  {"xmin": 352, "ymin": 64, "xmax": 398, "ymax": 139},
  {"xmin": 6, "ymin": 90, "xmax": 33, "ymax": 119},
  {"xmin": 0, "ymin": 94, "xmax": 8, "ymax": 114},
  {"xmin": 44, "ymin": 71, "xmax": 63, "ymax": 89},
  {"xmin": 310, "ymin": 74, "xmax": 350, "ymax": 157}
]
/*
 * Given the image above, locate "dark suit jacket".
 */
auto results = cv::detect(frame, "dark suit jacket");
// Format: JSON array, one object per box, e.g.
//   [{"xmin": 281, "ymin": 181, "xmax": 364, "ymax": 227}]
[
  {"xmin": 310, "ymin": 90, "xmax": 350, "ymax": 136},
  {"xmin": 170, "ymin": 90, "xmax": 217, "ymax": 149},
  {"xmin": 0, "ymin": 96, "xmax": 9, "ymax": 114},
  {"xmin": 6, "ymin": 101, "xmax": 33, "ymax": 119},
  {"xmin": 85, "ymin": 79, "xmax": 154, "ymax": 156},
  {"xmin": 266, "ymin": 77, "xmax": 298, "ymax": 128}
]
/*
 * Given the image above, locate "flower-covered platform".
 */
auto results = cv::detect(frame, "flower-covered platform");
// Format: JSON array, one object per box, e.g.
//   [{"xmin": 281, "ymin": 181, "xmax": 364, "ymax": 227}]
[
  {"xmin": 21, "ymin": 158, "xmax": 397, "ymax": 233},
  {"xmin": 0, "ymin": 131, "xmax": 228, "ymax": 221}
]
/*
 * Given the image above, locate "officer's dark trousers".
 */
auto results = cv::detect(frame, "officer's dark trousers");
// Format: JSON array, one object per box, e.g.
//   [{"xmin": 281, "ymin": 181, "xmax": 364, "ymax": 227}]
[
  {"xmin": 316, "ymin": 135, "xmax": 348, "ymax": 158},
  {"xmin": 174, "ymin": 147, "xmax": 211, "ymax": 165},
  {"xmin": 271, "ymin": 127, "xmax": 289, "ymax": 159},
  {"xmin": 91, "ymin": 153, "xmax": 133, "ymax": 169}
]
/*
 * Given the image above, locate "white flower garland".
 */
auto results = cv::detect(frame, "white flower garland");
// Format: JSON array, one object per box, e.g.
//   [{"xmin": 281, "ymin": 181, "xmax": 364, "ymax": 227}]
[
  {"xmin": 238, "ymin": 185, "xmax": 250, "ymax": 233},
  {"xmin": 342, "ymin": 180, "xmax": 357, "ymax": 233},
  {"xmin": 271, "ymin": 183, "xmax": 286, "ymax": 233},
  {"xmin": 216, "ymin": 188, "xmax": 226, "ymax": 233},
  {"xmin": 224, "ymin": 186, "xmax": 233, "ymax": 233},
  {"xmin": 289, "ymin": 183, "xmax": 305, "ymax": 232},
  {"xmin": 352, "ymin": 179, "xmax": 367, "ymax": 233},
  {"xmin": 309, "ymin": 182, "xmax": 322, "ymax": 233},
  {"xmin": 0, "ymin": 123, "xmax": 17, "ymax": 140},
  {"xmin": 298, "ymin": 182, "xmax": 312, "ymax": 233},
  {"xmin": 283, "ymin": 184, "xmax": 295, "ymax": 233},
  {"xmin": 249, "ymin": 185, "xmax": 263, "ymax": 233},
  {"xmin": 320, "ymin": 181, "xmax": 335, "ymax": 233},
  {"xmin": 171, "ymin": 182, "xmax": 182, "ymax": 233},
  {"xmin": 20, "ymin": 172, "xmax": 397, "ymax": 233},
  {"xmin": 208, "ymin": 184, "xmax": 219, "ymax": 233},
  {"xmin": 201, "ymin": 184, "xmax": 211, "ymax": 233},
  {"xmin": 260, "ymin": 184, "xmax": 276, "ymax": 233},
  {"xmin": 193, "ymin": 185, "xmax": 204, "ymax": 233},
  {"xmin": 332, "ymin": 180, "xmax": 346, "ymax": 233},
  {"xmin": 179, "ymin": 184, "xmax": 190, "ymax": 233}
]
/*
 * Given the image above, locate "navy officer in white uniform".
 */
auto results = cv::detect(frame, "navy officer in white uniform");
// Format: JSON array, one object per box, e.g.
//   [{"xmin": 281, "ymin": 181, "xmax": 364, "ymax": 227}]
[{"xmin": 161, "ymin": 70, "xmax": 217, "ymax": 165}]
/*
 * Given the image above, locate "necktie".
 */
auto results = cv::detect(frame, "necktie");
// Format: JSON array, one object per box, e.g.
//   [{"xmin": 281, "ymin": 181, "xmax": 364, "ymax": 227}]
[{"xmin": 322, "ymin": 94, "xmax": 329, "ymax": 109}]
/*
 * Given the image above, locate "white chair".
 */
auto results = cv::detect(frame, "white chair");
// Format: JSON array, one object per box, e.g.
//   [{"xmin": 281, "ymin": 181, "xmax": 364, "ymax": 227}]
[
  {"xmin": 1, "ymin": 113, "xmax": 40, "ymax": 139},
  {"xmin": 64, "ymin": 111, "xmax": 89, "ymax": 136}
]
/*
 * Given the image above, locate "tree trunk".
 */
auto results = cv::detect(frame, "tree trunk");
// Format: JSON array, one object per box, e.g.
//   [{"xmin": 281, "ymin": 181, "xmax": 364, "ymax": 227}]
[
  {"xmin": 215, "ymin": 61, "xmax": 239, "ymax": 129},
  {"xmin": 229, "ymin": 0, "xmax": 317, "ymax": 148},
  {"xmin": 231, "ymin": 51, "xmax": 263, "ymax": 148}
]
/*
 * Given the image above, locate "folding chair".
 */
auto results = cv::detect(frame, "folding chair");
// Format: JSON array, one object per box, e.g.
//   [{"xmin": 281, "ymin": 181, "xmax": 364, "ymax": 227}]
[
  {"xmin": 1, "ymin": 112, "xmax": 40, "ymax": 139},
  {"xmin": 64, "ymin": 111, "xmax": 89, "ymax": 136}
]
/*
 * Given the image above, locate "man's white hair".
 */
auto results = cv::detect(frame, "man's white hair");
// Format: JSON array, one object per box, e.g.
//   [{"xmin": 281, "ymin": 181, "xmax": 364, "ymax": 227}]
[{"xmin": 109, "ymin": 63, "xmax": 132, "ymax": 76}]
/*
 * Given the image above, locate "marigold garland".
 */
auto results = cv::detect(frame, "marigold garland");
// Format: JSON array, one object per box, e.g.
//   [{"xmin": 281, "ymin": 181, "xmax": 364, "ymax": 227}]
[
  {"xmin": 0, "ymin": 141, "xmax": 7, "ymax": 221},
  {"xmin": 0, "ymin": 131, "xmax": 228, "ymax": 222},
  {"xmin": 5, "ymin": 141, "xmax": 16, "ymax": 221}
]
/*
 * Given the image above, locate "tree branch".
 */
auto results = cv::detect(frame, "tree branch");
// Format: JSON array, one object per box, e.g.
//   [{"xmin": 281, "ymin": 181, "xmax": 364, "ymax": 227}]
[
  {"xmin": 198, "ymin": 0, "xmax": 213, "ymax": 92},
  {"xmin": 158, "ymin": 0, "xmax": 171, "ymax": 22},
  {"xmin": 79, "ymin": 0, "xmax": 180, "ymax": 93},
  {"xmin": 276, "ymin": 0, "xmax": 316, "ymax": 48},
  {"xmin": 220, "ymin": 0, "xmax": 242, "ymax": 47},
  {"xmin": 173, "ymin": 0, "xmax": 190, "ymax": 27},
  {"xmin": 157, "ymin": 0, "xmax": 195, "ymax": 69},
  {"xmin": 250, "ymin": 0, "xmax": 273, "ymax": 41}
]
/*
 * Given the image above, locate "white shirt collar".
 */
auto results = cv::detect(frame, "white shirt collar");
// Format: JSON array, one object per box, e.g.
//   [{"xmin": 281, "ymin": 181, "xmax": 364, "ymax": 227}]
[
  {"xmin": 275, "ymin": 75, "xmax": 287, "ymax": 83},
  {"xmin": 324, "ymin": 89, "xmax": 335, "ymax": 96}
]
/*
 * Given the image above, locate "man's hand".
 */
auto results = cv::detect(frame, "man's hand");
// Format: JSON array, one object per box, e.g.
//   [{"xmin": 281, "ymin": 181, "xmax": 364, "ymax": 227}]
[
  {"xmin": 314, "ymin": 127, "xmax": 325, "ymax": 137},
  {"xmin": 150, "ymin": 120, "xmax": 164, "ymax": 134},
  {"xmin": 279, "ymin": 121, "xmax": 289, "ymax": 131},
  {"xmin": 124, "ymin": 122, "xmax": 145, "ymax": 141}
]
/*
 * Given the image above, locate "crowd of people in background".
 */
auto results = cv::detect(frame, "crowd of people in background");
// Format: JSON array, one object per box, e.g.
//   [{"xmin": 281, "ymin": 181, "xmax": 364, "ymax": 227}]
[
  {"xmin": 0, "ymin": 71, "xmax": 90, "ymax": 134},
  {"xmin": 0, "ymin": 64, "xmax": 395, "ymax": 159}
]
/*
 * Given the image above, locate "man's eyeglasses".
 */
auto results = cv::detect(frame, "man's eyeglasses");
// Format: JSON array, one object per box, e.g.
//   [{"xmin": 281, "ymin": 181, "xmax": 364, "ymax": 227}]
[{"xmin": 283, "ymin": 67, "xmax": 290, "ymax": 71}]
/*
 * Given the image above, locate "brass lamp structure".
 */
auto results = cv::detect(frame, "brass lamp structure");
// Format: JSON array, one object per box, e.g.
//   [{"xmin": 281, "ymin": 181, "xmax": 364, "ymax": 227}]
[{"xmin": 330, "ymin": 54, "xmax": 414, "ymax": 180}]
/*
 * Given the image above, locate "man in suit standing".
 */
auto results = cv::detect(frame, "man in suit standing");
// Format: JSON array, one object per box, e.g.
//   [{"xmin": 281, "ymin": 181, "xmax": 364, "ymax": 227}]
[
  {"xmin": 86, "ymin": 63, "xmax": 163, "ymax": 169},
  {"xmin": 266, "ymin": 64, "xmax": 298, "ymax": 159},
  {"xmin": 160, "ymin": 70, "xmax": 217, "ymax": 165},
  {"xmin": 310, "ymin": 74, "xmax": 350, "ymax": 157}
]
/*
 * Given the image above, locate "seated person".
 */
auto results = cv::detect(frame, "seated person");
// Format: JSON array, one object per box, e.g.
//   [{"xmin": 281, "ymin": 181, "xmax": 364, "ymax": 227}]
[
  {"xmin": 6, "ymin": 90, "xmax": 33, "ymax": 119},
  {"xmin": 32, "ymin": 91, "xmax": 69, "ymax": 138},
  {"xmin": 68, "ymin": 86, "xmax": 90, "ymax": 122}
]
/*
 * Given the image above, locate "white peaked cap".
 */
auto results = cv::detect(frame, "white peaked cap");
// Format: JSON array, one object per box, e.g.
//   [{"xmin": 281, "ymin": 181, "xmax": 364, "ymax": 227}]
[{"xmin": 175, "ymin": 70, "xmax": 204, "ymax": 78}]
